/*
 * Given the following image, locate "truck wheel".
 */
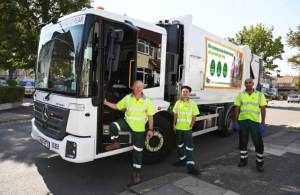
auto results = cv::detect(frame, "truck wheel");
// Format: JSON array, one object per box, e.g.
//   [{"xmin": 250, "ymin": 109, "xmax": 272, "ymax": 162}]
[
  {"xmin": 143, "ymin": 115, "xmax": 174, "ymax": 165},
  {"xmin": 221, "ymin": 108, "xmax": 234, "ymax": 137}
]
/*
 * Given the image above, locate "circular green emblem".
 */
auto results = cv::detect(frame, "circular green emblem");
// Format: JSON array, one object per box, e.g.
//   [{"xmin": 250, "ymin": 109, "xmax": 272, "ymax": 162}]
[
  {"xmin": 223, "ymin": 63, "xmax": 228, "ymax": 78},
  {"xmin": 210, "ymin": 60, "xmax": 215, "ymax": 76},
  {"xmin": 217, "ymin": 61, "xmax": 222, "ymax": 77}
]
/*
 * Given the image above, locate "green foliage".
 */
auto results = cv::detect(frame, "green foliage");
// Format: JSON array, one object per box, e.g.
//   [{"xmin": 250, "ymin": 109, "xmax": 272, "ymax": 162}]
[
  {"xmin": 0, "ymin": 0, "xmax": 93, "ymax": 73},
  {"xmin": 6, "ymin": 79, "xmax": 18, "ymax": 86},
  {"xmin": 0, "ymin": 86, "xmax": 25, "ymax": 104},
  {"xmin": 227, "ymin": 24, "xmax": 284, "ymax": 75},
  {"xmin": 286, "ymin": 25, "xmax": 300, "ymax": 71},
  {"xmin": 295, "ymin": 76, "xmax": 300, "ymax": 93}
]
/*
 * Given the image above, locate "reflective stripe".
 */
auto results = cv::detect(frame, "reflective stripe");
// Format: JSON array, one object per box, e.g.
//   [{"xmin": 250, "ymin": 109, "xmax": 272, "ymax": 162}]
[
  {"xmin": 111, "ymin": 136, "xmax": 119, "ymax": 140},
  {"xmin": 186, "ymin": 146, "xmax": 193, "ymax": 151},
  {"xmin": 133, "ymin": 164, "xmax": 141, "ymax": 168},
  {"xmin": 133, "ymin": 145, "xmax": 143, "ymax": 152},
  {"xmin": 239, "ymin": 93, "xmax": 242, "ymax": 103},
  {"xmin": 187, "ymin": 161, "xmax": 195, "ymax": 164},
  {"xmin": 127, "ymin": 107, "xmax": 145, "ymax": 112},
  {"xmin": 190, "ymin": 101, "xmax": 194, "ymax": 114},
  {"xmin": 126, "ymin": 95, "xmax": 149, "ymax": 113},
  {"xmin": 177, "ymin": 100, "xmax": 194, "ymax": 116},
  {"xmin": 256, "ymin": 158, "xmax": 264, "ymax": 162},
  {"xmin": 177, "ymin": 119, "xmax": 192, "ymax": 122},
  {"xmin": 239, "ymin": 92, "xmax": 262, "ymax": 107},
  {"xmin": 178, "ymin": 112, "xmax": 193, "ymax": 115},
  {"xmin": 143, "ymin": 97, "xmax": 149, "ymax": 112},
  {"xmin": 126, "ymin": 95, "xmax": 129, "ymax": 110},
  {"xmin": 240, "ymin": 150, "xmax": 248, "ymax": 154},
  {"xmin": 258, "ymin": 92, "xmax": 262, "ymax": 106},
  {"xmin": 180, "ymin": 155, "xmax": 186, "ymax": 160},
  {"xmin": 240, "ymin": 110, "xmax": 260, "ymax": 114},
  {"xmin": 178, "ymin": 144, "xmax": 184, "ymax": 148},
  {"xmin": 242, "ymin": 102, "xmax": 259, "ymax": 107},
  {"xmin": 125, "ymin": 115, "xmax": 147, "ymax": 121},
  {"xmin": 113, "ymin": 122, "xmax": 121, "ymax": 131},
  {"xmin": 257, "ymin": 153, "xmax": 263, "ymax": 157},
  {"xmin": 240, "ymin": 155, "xmax": 248, "ymax": 158}
]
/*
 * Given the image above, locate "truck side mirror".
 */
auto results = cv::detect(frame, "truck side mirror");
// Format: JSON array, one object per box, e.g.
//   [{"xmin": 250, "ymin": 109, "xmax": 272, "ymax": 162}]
[
  {"xmin": 112, "ymin": 30, "xmax": 124, "ymax": 42},
  {"xmin": 106, "ymin": 43, "xmax": 120, "ymax": 72}
]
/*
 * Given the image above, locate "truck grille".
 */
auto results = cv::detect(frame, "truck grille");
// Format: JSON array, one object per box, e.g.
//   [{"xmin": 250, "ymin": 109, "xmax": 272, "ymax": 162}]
[{"xmin": 34, "ymin": 101, "xmax": 70, "ymax": 140}]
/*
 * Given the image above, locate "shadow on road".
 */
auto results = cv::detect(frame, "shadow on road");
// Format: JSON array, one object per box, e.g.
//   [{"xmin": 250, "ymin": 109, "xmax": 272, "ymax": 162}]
[
  {"xmin": 266, "ymin": 105, "xmax": 300, "ymax": 111},
  {"xmin": 35, "ymin": 152, "xmax": 135, "ymax": 195}
]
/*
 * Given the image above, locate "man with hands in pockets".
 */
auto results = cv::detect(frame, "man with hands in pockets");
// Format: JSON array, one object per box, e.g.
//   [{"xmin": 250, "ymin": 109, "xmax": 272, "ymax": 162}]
[{"xmin": 172, "ymin": 85, "xmax": 201, "ymax": 175}]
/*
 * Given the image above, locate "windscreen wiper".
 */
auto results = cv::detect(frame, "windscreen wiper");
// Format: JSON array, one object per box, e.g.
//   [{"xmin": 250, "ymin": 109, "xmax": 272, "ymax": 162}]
[{"xmin": 44, "ymin": 90, "xmax": 52, "ymax": 101}]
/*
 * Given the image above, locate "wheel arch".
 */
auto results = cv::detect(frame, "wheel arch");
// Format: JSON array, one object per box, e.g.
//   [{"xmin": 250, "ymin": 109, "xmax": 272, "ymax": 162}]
[{"xmin": 224, "ymin": 103, "xmax": 235, "ymax": 126}]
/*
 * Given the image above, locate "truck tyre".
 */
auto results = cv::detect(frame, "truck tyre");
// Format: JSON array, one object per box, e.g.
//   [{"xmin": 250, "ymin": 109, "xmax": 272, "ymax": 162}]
[
  {"xmin": 143, "ymin": 115, "xmax": 174, "ymax": 165},
  {"xmin": 221, "ymin": 108, "xmax": 235, "ymax": 137}
]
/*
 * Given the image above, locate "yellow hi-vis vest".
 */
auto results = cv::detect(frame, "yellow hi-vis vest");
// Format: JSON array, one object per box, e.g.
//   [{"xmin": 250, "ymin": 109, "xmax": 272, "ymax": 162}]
[
  {"xmin": 173, "ymin": 99, "xmax": 200, "ymax": 130},
  {"xmin": 234, "ymin": 90, "xmax": 267, "ymax": 123},
  {"xmin": 117, "ymin": 93, "xmax": 154, "ymax": 132}
]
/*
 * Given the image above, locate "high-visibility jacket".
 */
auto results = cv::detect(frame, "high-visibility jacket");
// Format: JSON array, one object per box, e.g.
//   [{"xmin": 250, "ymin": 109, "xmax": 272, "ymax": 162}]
[
  {"xmin": 173, "ymin": 99, "xmax": 200, "ymax": 130},
  {"xmin": 117, "ymin": 93, "xmax": 154, "ymax": 132},
  {"xmin": 234, "ymin": 90, "xmax": 267, "ymax": 123}
]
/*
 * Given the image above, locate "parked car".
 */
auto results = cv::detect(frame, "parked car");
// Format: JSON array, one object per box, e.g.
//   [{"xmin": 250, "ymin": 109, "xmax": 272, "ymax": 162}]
[
  {"xmin": 287, "ymin": 95, "xmax": 300, "ymax": 103},
  {"xmin": 263, "ymin": 93, "xmax": 272, "ymax": 101},
  {"xmin": 265, "ymin": 92, "xmax": 276, "ymax": 99}
]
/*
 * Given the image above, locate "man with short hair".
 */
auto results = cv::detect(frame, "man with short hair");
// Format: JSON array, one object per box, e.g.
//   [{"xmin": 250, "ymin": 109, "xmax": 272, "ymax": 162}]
[
  {"xmin": 172, "ymin": 85, "xmax": 201, "ymax": 175},
  {"xmin": 234, "ymin": 78, "xmax": 267, "ymax": 172},
  {"xmin": 104, "ymin": 80, "xmax": 154, "ymax": 184}
]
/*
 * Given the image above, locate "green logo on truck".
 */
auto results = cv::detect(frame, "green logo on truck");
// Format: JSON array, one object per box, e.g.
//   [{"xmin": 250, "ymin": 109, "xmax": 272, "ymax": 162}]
[
  {"xmin": 210, "ymin": 59, "xmax": 215, "ymax": 76},
  {"xmin": 217, "ymin": 61, "xmax": 222, "ymax": 77},
  {"xmin": 223, "ymin": 63, "xmax": 227, "ymax": 78}
]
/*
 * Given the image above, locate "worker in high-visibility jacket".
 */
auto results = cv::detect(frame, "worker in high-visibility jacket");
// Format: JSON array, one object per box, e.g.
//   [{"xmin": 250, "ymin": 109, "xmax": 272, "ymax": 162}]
[
  {"xmin": 234, "ymin": 78, "xmax": 267, "ymax": 172},
  {"xmin": 104, "ymin": 80, "xmax": 154, "ymax": 185},
  {"xmin": 172, "ymin": 85, "xmax": 201, "ymax": 175}
]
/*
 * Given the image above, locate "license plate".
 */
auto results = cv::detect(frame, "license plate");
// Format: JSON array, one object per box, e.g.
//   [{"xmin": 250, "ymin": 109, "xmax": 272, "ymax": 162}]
[
  {"xmin": 38, "ymin": 136, "xmax": 50, "ymax": 149},
  {"xmin": 291, "ymin": 100, "xmax": 294, "ymax": 101}
]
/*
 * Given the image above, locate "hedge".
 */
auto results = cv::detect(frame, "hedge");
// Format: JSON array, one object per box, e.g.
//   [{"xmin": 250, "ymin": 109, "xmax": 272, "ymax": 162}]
[{"xmin": 0, "ymin": 86, "xmax": 25, "ymax": 104}]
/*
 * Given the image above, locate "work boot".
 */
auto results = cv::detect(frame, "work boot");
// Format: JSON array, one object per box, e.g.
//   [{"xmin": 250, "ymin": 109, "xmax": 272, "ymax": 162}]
[
  {"xmin": 105, "ymin": 142, "xmax": 121, "ymax": 151},
  {"xmin": 173, "ymin": 159, "xmax": 187, "ymax": 166},
  {"xmin": 133, "ymin": 172, "xmax": 140, "ymax": 184},
  {"xmin": 257, "ymin": 165, "xmax": 264, "ymax": 172},
  {"xmin": 188, "ymin": 167, "xmax": 201, "ymax": 175},
  {"xmin": 238, "ymin": 161, "xmax": 247, "ymax": 167}
]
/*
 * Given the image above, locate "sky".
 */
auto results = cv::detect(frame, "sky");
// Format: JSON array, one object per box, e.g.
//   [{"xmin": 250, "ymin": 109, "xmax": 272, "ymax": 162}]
[{"xmin": 92, "ymin": 0, "xmax": 300, "ymax": 76}]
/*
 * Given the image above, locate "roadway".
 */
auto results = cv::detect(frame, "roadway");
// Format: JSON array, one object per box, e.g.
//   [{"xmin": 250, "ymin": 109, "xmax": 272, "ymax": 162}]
[{"xmin": 0, "ymin": 100, "xmax": 299, "ymax": 194}]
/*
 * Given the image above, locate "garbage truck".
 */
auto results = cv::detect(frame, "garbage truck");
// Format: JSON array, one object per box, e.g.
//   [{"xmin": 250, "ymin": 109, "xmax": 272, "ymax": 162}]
[{"xmin": 31, "ymin": 8, "xmax": 263, "ymax": 163}]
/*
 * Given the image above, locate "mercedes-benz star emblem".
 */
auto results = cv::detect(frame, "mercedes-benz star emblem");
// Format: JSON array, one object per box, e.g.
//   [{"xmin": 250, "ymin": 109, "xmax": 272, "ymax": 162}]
[{"xmin": 42, "ymin": 105, "xmax": 49, "ymax": 122}]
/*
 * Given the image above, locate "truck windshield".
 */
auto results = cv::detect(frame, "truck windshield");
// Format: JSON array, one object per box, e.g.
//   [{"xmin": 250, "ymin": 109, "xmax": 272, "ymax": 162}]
[{"xmin": 35, "ymin": 16, "xmax": 85, "ymax": 95}]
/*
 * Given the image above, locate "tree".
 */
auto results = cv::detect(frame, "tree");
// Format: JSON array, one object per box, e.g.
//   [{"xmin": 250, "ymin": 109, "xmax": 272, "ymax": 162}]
[
  {"xmin": 227, "ymin": 24, "xmax": 284, "ymax": 75},
  {"xmin": 0, "ymin": 0, "xmax": 93, "ymax": 79},
  {"xmin": 286, "ymin": 25, "xmax": 300, "ymax": 71},
  {"xmin": 295, "ymin": 77, "xmax": 300, "ymax": 95}
]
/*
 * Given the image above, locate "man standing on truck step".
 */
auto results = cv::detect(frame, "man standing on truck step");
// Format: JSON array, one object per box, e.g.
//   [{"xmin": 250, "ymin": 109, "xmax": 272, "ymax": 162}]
[
  {"xmin": 172, "ymin": 85, "xmax": 201, "ymax": 175},
  {"xmin": 104, "ymin": 80, "xmax": 154, "ymax": 184},
  {"xmin": 234, "ymin": 78, "xmax": 267, "ymax": 172}
]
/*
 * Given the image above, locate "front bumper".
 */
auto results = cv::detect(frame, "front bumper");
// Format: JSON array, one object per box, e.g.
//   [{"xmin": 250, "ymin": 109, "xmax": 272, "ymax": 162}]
[{"xmin": 31, "ymin": 118, "xmax": 95, "ymax": 163}]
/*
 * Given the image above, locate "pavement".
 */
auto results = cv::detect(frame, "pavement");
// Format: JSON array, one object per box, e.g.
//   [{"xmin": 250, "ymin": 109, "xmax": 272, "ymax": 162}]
[
  {"xmin": 1, "ymin": 99, "xmax": 300, "ymax": 195},
  {"xmin": 0, "ymin": 97, "xmax": 34, "ymax": 123},
  {"xmin": 119, "ymin": 126, "xmax": 300, "ymax": 195}
]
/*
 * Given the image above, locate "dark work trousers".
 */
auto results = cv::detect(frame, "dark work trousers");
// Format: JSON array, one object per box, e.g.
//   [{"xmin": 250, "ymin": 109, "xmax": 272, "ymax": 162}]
[
  {"xmin": 238, "ymin": 119, "xmax": 264, "ymax": 166},
  {"xmin": 176, "ymin": 129, "xmax": 196, "ymax": 169},
  {"xmin": 109, "ymin": 118, "xmax": 145, "ymax": 173}
]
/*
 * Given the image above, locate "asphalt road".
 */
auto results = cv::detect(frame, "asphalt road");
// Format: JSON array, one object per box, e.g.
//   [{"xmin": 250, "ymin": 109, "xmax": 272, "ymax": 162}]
[{"xmin": 0, "ymin": 100, "xmax": 299, "ymax": 195}]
